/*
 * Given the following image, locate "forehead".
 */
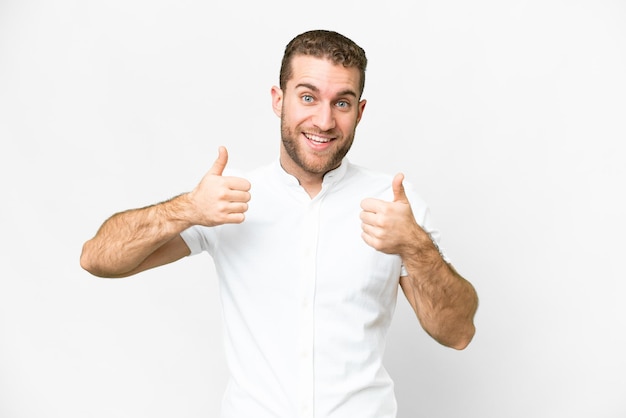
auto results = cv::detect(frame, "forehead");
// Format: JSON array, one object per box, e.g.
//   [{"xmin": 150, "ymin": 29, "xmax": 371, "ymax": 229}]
[{"xmin": 287, "ymin": 55, "xmax": 361, "ymax": 95}]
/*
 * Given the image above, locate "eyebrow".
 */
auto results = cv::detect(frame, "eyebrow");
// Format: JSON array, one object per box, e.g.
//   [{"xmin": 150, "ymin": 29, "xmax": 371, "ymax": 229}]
[{"xmin": 295, "ymin": 83, "xmax": 358, "ymax": 99}]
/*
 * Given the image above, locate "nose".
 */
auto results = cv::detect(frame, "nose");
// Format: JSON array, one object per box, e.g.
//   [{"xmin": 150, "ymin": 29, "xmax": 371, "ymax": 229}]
[{"xmin": 312, "ymin": 104, "xmax": 336, "ymax": 132}]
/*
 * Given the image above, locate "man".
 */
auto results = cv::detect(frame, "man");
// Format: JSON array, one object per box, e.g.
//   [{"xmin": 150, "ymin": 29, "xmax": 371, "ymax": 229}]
[{"xmin": 81, "ymin": 29, "xmax": 478, "ymax": 418}]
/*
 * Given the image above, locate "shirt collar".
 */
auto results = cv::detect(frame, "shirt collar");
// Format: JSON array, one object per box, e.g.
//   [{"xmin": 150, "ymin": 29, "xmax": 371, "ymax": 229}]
[
  {"xmin": 273, "ymin": 158, "xmax": 349, "ymax": 189},
  {"xmin": 321, "ymin": 158, "xmax": 348, "ymax": 187}
]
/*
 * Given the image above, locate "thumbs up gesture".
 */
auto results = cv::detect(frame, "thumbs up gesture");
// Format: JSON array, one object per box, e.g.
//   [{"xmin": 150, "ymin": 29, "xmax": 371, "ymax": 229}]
[
  {"xmin": 360, "ymin": 173, "xmax": 422, "ymax": 255},
  {"xmin": 187, "ymin": 146, "xmax": 251, "ymax": 227}
]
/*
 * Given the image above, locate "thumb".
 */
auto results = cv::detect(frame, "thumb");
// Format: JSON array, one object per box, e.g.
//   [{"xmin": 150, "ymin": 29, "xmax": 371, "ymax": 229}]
[
  {"xmin": 392, "ymin": 173, "xmax": 409, "ymax": 203},
  {"xmin": 208, "ymin": 146, "xmax": 228, "ymax": 176}
]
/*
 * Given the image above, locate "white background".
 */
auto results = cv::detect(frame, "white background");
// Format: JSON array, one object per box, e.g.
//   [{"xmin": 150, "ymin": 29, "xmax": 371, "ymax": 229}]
[{"xmin": 1, "ymin": 1, "xmax": 625, "ymax": 417}]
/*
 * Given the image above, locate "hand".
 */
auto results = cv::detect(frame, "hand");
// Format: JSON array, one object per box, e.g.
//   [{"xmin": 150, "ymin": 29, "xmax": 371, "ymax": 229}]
[
  {"xmin": 188, "ymin": 146, "xmax": 251, "ymax": 227},
  {"xmin": 360, "ymin": 173, "xmax": 422, "ymax": 255}
]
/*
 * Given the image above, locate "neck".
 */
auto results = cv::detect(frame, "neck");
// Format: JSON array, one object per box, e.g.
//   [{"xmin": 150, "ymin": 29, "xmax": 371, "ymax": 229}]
[
  {"xmin": 279, "ymin": 160, "xmax": 323, "ymax": 199},
  {"xmin": 298, "ymin": 179, "xmax": 323, "ymax": 199},
  {"xmin": 279, "ymin": 152, "xmax": 328, "ymax": 199}
]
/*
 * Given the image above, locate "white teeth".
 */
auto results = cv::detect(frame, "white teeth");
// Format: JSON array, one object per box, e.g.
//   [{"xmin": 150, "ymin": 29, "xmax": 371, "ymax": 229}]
[{"xmin": 306, "ymin": 133, "xmax": 331, "ymax": 143}]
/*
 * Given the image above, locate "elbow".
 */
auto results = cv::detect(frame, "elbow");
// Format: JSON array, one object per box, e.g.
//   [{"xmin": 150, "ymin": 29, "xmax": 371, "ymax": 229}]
[
  {"xmin": 428, "ymin": 321, "xmax": 476, "ymax": 351},
  {"xmin": 79, "ymin": 242, "xmax": 96, "ymax": 274},
  {"xmin": 448, "ymin": 290, "xmax": 479, "ymax": 350},
  {"xmin": 79, "ymin": 242, "xmax": 120, "ymax": 278},
  {"xmin": 447, "ymin": 324, "xmax": 476, "ymax": 350},
  {"xmin": 79, "ymin": 247, "xmax": 103, "ymax": 277}
]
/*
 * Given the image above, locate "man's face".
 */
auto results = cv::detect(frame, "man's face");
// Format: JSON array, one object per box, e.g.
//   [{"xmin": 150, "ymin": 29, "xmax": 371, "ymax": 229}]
[{"xmin": 272, "ymin": 55, "xmax": 367, "ymax": 179}]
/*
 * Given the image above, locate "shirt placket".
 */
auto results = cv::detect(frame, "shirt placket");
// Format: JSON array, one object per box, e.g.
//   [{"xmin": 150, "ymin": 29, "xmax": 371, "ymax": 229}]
[{"xmin": 297, "ymin": 197, "xmax": 322, "ymax": 418}]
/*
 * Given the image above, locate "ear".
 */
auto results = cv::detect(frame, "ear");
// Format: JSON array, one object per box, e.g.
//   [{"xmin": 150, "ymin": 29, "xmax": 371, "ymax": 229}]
[
  {"xmin": 356, "ymin": 99, "xmax": 367, "ymax": 125},
  {"xmin": 271, "ymin": 86, "xmax": 283, "ymax": 118}
]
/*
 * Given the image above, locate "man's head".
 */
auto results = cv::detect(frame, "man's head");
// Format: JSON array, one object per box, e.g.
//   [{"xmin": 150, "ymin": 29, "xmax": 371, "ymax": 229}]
[
  {"xmin": 271, "ymin": 30, "xmax": 368, "ymax": 183},
  {"xmin": 279, "ymin": 30, "xmax": 368, "ymax": 99}
]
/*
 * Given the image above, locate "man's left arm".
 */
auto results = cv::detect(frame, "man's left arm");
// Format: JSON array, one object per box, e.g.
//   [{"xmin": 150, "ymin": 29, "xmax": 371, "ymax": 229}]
[{"xmin": 360, "ymin": 173, "xmax": 478, "ymax": 350}]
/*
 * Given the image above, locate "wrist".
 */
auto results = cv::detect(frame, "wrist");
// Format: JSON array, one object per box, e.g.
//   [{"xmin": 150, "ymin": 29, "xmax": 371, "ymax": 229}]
[
  {"xmin": 400, "ymin": 226, "xmax": 446, "ymax": 275},
  {"xmin": 160, "ymin": 192, "xmax": 196, "ymax": 230}
]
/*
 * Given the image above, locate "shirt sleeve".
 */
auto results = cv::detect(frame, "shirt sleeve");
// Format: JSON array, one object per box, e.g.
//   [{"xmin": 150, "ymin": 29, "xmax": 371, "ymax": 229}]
[
  {"xmin": 399, "ymin": 182, "xmax": 451, "ymax": 277},
  {"xmin": 180, "ymin": 225, "xmax": 214, "ymax": 256}
]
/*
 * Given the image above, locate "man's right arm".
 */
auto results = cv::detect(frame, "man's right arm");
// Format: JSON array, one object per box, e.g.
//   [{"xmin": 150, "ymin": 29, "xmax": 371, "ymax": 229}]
[{"xmin": 80, "ymin": 146, "xmax": 251, "ymax": 278}]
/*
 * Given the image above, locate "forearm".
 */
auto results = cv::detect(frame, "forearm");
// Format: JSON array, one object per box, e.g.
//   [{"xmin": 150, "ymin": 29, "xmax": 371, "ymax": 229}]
[
  {"xmin": 401, "ymin": 235, "xmax": 478, "ymax": 349},
  {"xmin": 80, "ymin": 193, "xmax": 193, "ymax": 277},
  {"xmin": 359, "ymin": 174, "xmax": 477, "ymax": 348}
]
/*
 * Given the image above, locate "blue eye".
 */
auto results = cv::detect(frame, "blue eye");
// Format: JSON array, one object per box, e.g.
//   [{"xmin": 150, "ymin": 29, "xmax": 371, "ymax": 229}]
[
  {"xmin": 302, "ymin": 95, "xmax": 314, "ymax": 103},
  {"xmin": 336, "ymin": 100, "xmax": 350, "ymax": 109}
]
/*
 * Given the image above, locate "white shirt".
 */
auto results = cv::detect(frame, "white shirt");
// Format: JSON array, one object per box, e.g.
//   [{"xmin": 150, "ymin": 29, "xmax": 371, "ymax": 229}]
[{"xmin": 180, "ymin": 159, "xmax": 443, "ymax": 418}]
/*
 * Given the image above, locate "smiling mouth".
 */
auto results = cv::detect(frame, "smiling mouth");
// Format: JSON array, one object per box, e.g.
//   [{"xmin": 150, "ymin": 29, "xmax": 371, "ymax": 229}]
[{"xmin": 303, "ymin": 132, "xmax": 334, "ymax": 144}]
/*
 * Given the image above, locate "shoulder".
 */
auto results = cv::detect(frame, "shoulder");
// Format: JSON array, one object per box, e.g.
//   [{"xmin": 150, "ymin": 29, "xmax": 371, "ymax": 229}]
[
  {"xmin": 222, "ymin": 161, "xmax": 273, "ymax": 180},
  {"xmin": 343, "ymin": 162, "xmax": 393, "ymax": 189},
  {"xmin": 222, "ymin": 161, "xmax": 281, "ymax": 194},
  {"xmin": 343, "ymin": 161, "xmax": 429, "ymax": 208},
  {"xmin": 340, "ymin": 162, "xmax": 394, "ymax": 199}
]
